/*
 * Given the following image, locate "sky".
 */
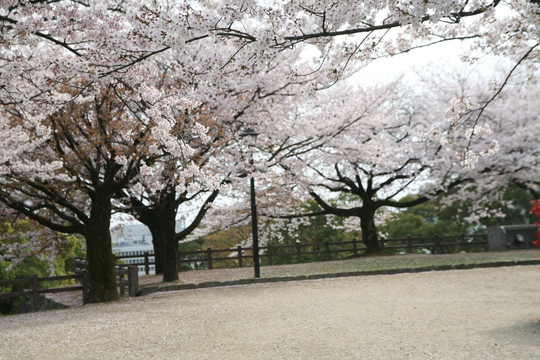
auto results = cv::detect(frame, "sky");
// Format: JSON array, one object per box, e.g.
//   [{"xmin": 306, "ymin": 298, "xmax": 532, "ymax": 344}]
[
  {"xmin": 354, "ymin": 41, "xmax": 471, "ymax": 86},
  {"xmin": 352, "ymin": 36, "xmax": 512, "ymax": 89}
]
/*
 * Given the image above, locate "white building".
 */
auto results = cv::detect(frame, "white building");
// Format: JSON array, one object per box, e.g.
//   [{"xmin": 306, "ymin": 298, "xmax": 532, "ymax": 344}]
[
  {"xmin": 111, "ymin": 223, "xmax": 155, "ymax": 276},
  {"xmin": 110, "ymin": 220, "xmax": 186, "ymax": 276}
]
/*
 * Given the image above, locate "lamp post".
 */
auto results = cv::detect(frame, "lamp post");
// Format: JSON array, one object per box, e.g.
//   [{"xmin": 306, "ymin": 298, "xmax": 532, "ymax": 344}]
[{"xmin": 241, "ymin": 127, "xmax": 260, "ymax": 278}]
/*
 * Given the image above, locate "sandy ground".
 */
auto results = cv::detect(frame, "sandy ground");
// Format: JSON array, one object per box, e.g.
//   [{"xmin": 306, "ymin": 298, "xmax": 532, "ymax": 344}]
[{"xmin": 1, "ymin": 265, "xmax": 539, "ymax": 360}]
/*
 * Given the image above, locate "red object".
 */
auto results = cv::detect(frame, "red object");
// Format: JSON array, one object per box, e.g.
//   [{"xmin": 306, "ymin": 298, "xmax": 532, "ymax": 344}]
[
  {"xmin": 532, "ymin": 200, "xmax": 540, "ymax": 218},
  {"xmin": 532, "ymin": 200, "xmax": 540, "ymax": 247}
]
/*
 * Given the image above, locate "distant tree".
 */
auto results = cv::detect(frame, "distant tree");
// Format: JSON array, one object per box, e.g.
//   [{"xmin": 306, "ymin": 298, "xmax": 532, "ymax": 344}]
[
  {"xmin": 264, "ymin": 200, "xmax": 353, "ymax": 264},
  {"xmin": 0, "ymin": 219, "xmax": 85, "ymax": 315},
  {"xmin": 381, "ymin": 183, "xmax": 536, "ymax": 240},
  {"xmin": 191, "ymin": 227, "xmax": 247, "ymax": 269},
  {"xmin": 416, "ymin": 67, "xmax": 540, "ymax": 219},
  {"xmin": 255, "ymin": 82, "xmax": 469, "ymax": 255}
]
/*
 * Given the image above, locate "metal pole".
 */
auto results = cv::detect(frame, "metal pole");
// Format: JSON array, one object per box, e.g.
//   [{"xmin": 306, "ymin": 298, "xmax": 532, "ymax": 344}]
[{"xmin": 250, "ymin": 176, "xmax": 260, "ymax": 278}]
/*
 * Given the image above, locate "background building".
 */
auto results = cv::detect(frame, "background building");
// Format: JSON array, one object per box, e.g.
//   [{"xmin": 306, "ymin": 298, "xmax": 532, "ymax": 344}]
[
  {"xmin": 111, "ymin": 222, "xmax": 155, "ymax": 276},
  {"xmin": 111, "ymin": 220, "xmax": 186, "ymax": 276}
]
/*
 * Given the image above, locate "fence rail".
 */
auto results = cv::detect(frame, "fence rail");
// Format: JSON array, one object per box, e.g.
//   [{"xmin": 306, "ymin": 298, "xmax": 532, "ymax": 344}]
[
  {"xmin": 0, "ymin": 262, "xmax": 139, "ymax": 313},
  {"xmin": 111, "ymin": 234, "xmax": 488, "ymax": 273},
  {"xmin": 176, "ymin": 233, "xmax": 488, "ymax": 270},
  {"xmin": 1, "ymin": 233, "xmax": 487, "ymax": 313},
  {"xmin": 113, "ymin": 252, "xmax": 153, "ymax": 275}
]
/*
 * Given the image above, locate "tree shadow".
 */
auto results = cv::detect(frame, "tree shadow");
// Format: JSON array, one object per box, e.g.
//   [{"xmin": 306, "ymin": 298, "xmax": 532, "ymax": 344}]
[{"xmin": 484, "ymin": 319, "xmax": 540, "ymax": 347}]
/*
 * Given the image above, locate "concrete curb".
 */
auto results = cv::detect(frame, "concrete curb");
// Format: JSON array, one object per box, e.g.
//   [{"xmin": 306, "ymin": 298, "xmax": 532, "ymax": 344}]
[{"xmin": 136, "ymin": 259, "xmax": 540, "ymax": 297}]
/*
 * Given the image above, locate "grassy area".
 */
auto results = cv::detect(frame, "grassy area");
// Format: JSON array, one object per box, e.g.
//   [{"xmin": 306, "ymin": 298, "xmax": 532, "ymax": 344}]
[
  {"xmin": 161, "ymin": 249, "xmax": 540, "ymax": 286},
  {"xmin": 256, "ymin": 249, "xmax": 540, "ymax": 278}
]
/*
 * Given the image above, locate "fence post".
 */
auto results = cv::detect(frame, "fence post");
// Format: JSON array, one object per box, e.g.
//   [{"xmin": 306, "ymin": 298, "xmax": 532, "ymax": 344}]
[
  {"xmin": 324, "ymin": 241, "xmax": 330, "ymax": 261},
  {"xmin": 460, "ymin": 233, "xmax": 467, "ymax": 252},
  {"xmin": 296, "ymin": 242, "xmax": 302, "ymax": 264},
  {"xmin": 407, "ymin": 236, "xmax": 413, "ymax": 254},
  {"xmin": 31, "ymin": 275, "xmax": 39, "ymax": 312},
  {"xmin": 128, "ymin": 265, "xmax": 139, "ymax": 297},
  {"xmin": 118, "ymin": 268, "xmax": 126, "ymax": 297},
  {"xmin": 82, "ymin": 271, "xmax": 89, "ymax": 305},
  {"xmin": 434, "ymin": 234, "xmax": 440, "ymax": 254},
  {"xmin": 144, "ymin": 252, "xmax": 150, "ymax": 275},
  {"xmin": 353, "ymin": 238, "xmax": 358, "ymax": 257},
  {"xmin": 380, "ymin": 237, "xmax": 385, "ymax": 254},
  {"xmin": 267, "ymin": 245, "xmax": 273, "ymax": 266},
  {"xmin": 176, "ymin": 251, "xmax": 182, "ymax": 270},
  {"xmin": 207, "ymin": 248, "xmax": 213, "ymax": 269},
  {"xmin": 237, "ymin": 246, "xmax": 243, "ymax": 268}
]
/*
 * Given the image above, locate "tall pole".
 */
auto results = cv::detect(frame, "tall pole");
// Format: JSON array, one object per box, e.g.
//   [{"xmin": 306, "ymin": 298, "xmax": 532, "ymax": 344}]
[
  {"xmin": 241, "ymin": 127, "xmax": 261, "ymax": 278},
  {"xmin": 250, "ymin": 175, "xmax": 260, "ymax": 278}
]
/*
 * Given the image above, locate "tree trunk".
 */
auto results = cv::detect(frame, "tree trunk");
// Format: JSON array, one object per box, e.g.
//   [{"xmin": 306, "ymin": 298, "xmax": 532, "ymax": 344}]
[
  {"xmin": 162, "ymin": 226, "xmax": 179, "ymax": 282},
  {"xmin": 152, "ymin": 230, "xmax": 164, "ymax": 275},
  {"xmin": 359, "ymin": 207, "xmax": 382, "ymax": 255},
  {"xmin": 145, "ymin": 215, "xmax": 178, "ymax": 282},
  {"xmin": 138, "ymin": 191, "xmax": 179, "ymax": 282},
  {"xmin": 85, "ymin": 192, "xmax": 119, "ymax": 303},
  {"xmin": 144, "ymin": 211, "xmax": 178, "ymax": 281}
]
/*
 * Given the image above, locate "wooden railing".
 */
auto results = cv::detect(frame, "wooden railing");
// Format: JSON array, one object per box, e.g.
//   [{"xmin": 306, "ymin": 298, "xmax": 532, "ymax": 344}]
[
  {"xmin": 113, "ymin": 253, "xmax": 154, "ymax": 275},
  {"xmin": 114, "ymin": 252, "xmax": 153, "ymax": 274},
  {"xmin": 0, "ymin": 274, "xmax": 86, "ymax": 313},
  {"xmin": 381, "ymin": 233, "xmax": 488, "ymax": 254},
  {"xmin": 0, "ymin": 234, "xmax": 488, "ymax": 313},
  {"xmin": 0, "ymin": 261, "xmax": 139, "ymax": 313},
  {"xmin": 177, "ymin": 233, "xmax": 489, "ymax": 270}
]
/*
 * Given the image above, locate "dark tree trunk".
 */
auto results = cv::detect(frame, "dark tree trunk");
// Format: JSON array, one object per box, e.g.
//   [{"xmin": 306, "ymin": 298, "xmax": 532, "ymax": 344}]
[
  {"xmin": 138, "ymin": 190, "xmax": 179, "ymax": 282},
  {"xmin": 359, "ymin": 206, "xmax": 382, "ymax": 255},
  {"xmin": 135, "ymin": 188, "xmax": 219, "ymax": 282},
  {"xmin": 144, "ymin": 213, "xmax": 178, "ymax": 282},
  {"xmin": 152, "ymin": 228, "xmax": 164, "ymax": 275},
  {"xmin": 162, "ymin": 224, "xmax": 179, "ymax": 282},
  {"xmin": 85, "ymin": 192, "xmax": 119, "ymax": 303}
]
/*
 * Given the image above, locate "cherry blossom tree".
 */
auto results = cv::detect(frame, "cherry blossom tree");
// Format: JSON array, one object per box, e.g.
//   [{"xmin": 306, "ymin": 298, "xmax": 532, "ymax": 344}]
[
  {"xmin": 414, "ymin": 63, "xmax": 540, "ymax": 223},
  {"xmin": 245, "ymin": 82, "xmax": 473, "ymax": 254},
  {"xmin": 484, "ymin": 82, "xmax": 540, "ymax": 199},
  {"xmin": 0, "ymin": 79, "xmax": 203, "ymax": 302},
  {"xmin": 2, "ymin": 1, "xmax": 538, "ymax": 184},
  {"xmin": 1, "ymin": 0, "xmax": 327, "ymax": 289},
  {"xmin": 115, "ymin": 109, "xmax": 236, "ymax": 282},
  {"xmin": 4, "ymin": 1, "xmax": 538, "ymax": 101},
  {"xmin": 105, "ymin": 43, "xmax": 320, "ymax": 281},
  {"xmin": 1, "ymin": 0, "xmax": 539, "ymax": 286}
]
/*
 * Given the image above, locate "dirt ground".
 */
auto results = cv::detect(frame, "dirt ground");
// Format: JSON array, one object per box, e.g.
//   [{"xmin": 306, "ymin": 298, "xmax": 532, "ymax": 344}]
[{"xmin": 1, "ymin": 265, "xmax": 539, "ymax": 359}]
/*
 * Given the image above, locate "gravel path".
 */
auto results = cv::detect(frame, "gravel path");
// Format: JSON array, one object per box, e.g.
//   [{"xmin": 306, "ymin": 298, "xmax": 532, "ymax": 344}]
[{"xmin": 1, "ymin": 266, "xmax": 539, "ymax": 359}]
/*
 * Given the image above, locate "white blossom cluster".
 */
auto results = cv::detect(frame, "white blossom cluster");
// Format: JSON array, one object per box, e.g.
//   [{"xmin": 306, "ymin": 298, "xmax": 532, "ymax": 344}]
[{"xmin": 1, "ymin": 0, "xmax": 539, "ymax": 269}]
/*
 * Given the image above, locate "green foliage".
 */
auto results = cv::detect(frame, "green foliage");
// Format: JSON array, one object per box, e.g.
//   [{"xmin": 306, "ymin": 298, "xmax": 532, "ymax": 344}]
[
  {"xmin": 0, "ymin": 219, "xmax": 85, "ymax": 315},
  {"xmin": 178, "ymin": 236, "xmax": 206, "ymax": 270},
  {"xmin": 383, "ymin": 184, "xmax": 535, "ymax": 238},
  {"xmin": 379, "ymin": 183, "xmax": 535, "ymax": 254},
  {"xmin": 190, "ymin": 200, "xmax": 358, "ymax": 269},
  {"xmin": 381, "ymin": 201, "xmax": 464, "ymax": 239},
  {"xmin": 478, "ymin": 183, "xmax": 537, "ymax": 227},
  {"xmin": 264, "ymin": 200, "xmax": 355, "ymax": 265}
]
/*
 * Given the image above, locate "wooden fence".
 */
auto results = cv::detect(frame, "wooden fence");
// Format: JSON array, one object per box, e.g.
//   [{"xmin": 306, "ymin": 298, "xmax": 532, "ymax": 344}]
[
  {"xmin": 381, "ymin": 233, "xmax": 488, "ymax": 254},
  {"xmin": 0, "ymin": 274, "xmax": 86, "ymax": 313},
  {"xmin": 0, "ymin": 261, "xmax": 139, "ymax": 313},
  {"xmin": 74, "ymin": 259, "xmax": 139, "ymax": 299},
  {"xmin": 1, "ymin": 233, "xmax": 487, "ymax": 312},
  {"xmin": 175, "ymin": 233, "xmax": 488, "ymax": 270},
  {"xmin": 113, "ymin": 252, "xmax": 153, "ymax": 275},
  {"xmin": 112, "ymin": 233, "xmax": 488, "ymax": 272}
]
